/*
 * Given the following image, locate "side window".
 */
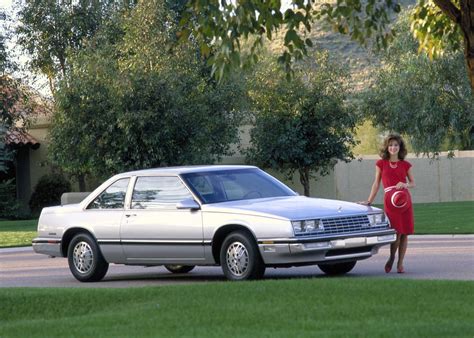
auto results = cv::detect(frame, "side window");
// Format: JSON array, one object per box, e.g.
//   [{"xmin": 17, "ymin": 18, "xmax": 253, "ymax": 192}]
[
  {"xmin": 88, "ymin": 178, "xmax": 130, "ymax": 209},
  {"xmin": 132, "ymin": 176, "xmax": 192, "ymax": 209}
]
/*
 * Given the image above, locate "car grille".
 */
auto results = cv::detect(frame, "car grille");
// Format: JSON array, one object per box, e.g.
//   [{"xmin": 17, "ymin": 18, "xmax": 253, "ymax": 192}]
[
  {"xmin": 295, "ymin": 214, "xmax": 386, "ymax": 237},
  {"xmin": 321, "ymin": 215, "xmax": 371, "ymax": 235}
]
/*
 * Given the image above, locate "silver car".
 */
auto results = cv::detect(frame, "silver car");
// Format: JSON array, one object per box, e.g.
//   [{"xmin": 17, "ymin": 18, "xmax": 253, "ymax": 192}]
[{"xmin": 33, "ymin": 165, "xmax": 396, "ymax": 282}]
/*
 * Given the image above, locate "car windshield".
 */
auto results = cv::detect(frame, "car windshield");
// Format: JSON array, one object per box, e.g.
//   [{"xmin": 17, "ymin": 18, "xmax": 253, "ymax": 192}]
[{"xmin": 181, "ymin": 168, "xmax": 296, "ymax": 204}]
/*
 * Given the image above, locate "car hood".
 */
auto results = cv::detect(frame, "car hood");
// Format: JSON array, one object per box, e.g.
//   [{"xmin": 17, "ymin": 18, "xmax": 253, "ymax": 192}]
[{"xmin": 202, "ymin": 196, "xmax": 380, "ymax": 220}]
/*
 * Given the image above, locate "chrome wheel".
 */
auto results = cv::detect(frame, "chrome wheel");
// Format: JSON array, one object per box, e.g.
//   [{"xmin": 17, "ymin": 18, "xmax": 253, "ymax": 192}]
[
  {"xmin": 226, "ymin": 241, "xmax": 249, "ymax": 277},
  {"xmin": 68, "ymin": 233, "xmax": 109, "ymax": 282},
  {"xmin": 73, "ymin": 241, "xmax": 94, "ymax": 274}
]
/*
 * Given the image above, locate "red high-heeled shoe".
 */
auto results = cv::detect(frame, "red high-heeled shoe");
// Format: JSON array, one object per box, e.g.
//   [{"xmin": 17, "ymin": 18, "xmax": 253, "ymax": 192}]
[
  {"xmin": 397, "ymin": 266, "xmax": 405, "ymax": 274},
  {"xmin": 384, "ymin": 262, "xmax": 393, "ymax": 273}
]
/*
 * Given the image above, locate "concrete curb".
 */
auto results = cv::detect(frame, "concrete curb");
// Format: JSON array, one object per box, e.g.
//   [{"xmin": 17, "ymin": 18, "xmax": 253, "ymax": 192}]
[{"xmin": 1, "ymin": 235, "xmax": 473, "ymax": 254}]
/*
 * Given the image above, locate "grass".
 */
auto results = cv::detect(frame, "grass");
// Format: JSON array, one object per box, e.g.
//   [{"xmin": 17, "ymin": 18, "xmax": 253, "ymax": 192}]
[
  {"xmin": 0, "ymin": 278, "xmax": 472, "ymax": 337},
  {"xmin": 0, "ymin": 201, "xmax": 472, "ymax": 248},
  {"xmin": 413, "ymin": 201, "xmax": 474, "ymax": 234},
  {"xmin": 0, "ymin": 219, "xmax": 37, "ymax": 248}
]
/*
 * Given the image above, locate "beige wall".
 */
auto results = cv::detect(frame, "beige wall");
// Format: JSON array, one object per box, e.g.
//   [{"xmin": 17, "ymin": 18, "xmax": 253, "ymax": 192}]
[
  {"xmin": 333, "ymin": 151, "xmax": 474, "ymax": 203},
  {"xmin": 27, "ymin": 115, "xmax": 53, "ymax": 196},
  {"xmin": 220, "ymin": 151, "xmax": 474, "ymax": 203}
]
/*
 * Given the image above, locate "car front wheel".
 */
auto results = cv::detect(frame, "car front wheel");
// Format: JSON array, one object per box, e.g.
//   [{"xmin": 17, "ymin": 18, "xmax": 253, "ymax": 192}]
[
  {"xmin": 67, "ymin": 233, "xmax": 109, "ymax": 282},
  {"xmin": 164, "ymin": 265, "xmax": 195, "ymax": 274},
  {"xmin": 318, "ymin": 261, "xmax": 357, "ymax": 276},
  {"xmin": 220, "ymin": 231, "xmax": 265, "ymax": 281}
]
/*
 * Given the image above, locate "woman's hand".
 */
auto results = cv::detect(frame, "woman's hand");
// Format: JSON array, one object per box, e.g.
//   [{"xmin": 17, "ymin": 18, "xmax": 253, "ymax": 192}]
[
  {"xmin": 358, "ymin": 201, "xmax": 371, "ymax": 206},
  {"xmin": 396, "ymin": 182, "xmax": 408, "ymax": 190}
]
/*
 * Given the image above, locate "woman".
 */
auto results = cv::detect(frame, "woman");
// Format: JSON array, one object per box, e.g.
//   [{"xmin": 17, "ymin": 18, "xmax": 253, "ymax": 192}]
[{"xmin": 361, "ymin": 133, "xmax": 415, "ymax": 273}]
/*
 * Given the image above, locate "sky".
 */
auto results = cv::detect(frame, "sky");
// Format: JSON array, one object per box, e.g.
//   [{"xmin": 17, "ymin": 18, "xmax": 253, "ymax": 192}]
[{"xmin": 0, "ymin": 0, "xmax": 12, "ymax": 10}]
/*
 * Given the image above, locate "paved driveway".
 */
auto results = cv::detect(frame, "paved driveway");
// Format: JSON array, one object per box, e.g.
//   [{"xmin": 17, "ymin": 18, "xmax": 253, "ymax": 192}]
[{"xmin": 1, "ymin": 235, "xmax": 473, "ymax": 288}]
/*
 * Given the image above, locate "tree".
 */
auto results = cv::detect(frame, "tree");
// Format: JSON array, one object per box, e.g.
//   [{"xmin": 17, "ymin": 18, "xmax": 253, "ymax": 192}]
[
  {"xmin": 410, "ymin": 0, "xmax": 472, "ymax": 90},
  {"xmin": 181, "ymin": 0, "xmax": 474, "ymax": 92},
  {"xmin": 48, "ymin": 1, "xmax": 246, "ymax": 187},
  {"xmin": 180, "ymin": 0, "xmax": 400, "ymax": 80},
  {"xmin": 0, "ymin": 27, "xmax": 28, "ymax": 173},
  {"xmin": 360, "ymin": 11, "xmax": 473, "ymax": 152},
  {"xmin": 245, "ymin": 52, "xmax": 358, "ymax": 197},
  {"xmin": 16, "ymin": 0, "xmax": 133, "ymax": 95}
]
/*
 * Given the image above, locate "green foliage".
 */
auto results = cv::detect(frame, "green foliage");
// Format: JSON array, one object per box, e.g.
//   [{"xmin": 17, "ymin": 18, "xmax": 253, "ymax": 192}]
[
  {"xmin": 49, "ymin": 1, "xmax": 246, "ymax": 180},
  {"xmin": 16, "ymin": 0, "xmax": 134, "ymax": 92},
  {"xmin": 28, "ymin": 174, "xmax": 71, "ymax": 215},
  {"xmin": 0, "ymin": 33, "xmax": 8, "ymax": 73},
  {"xmin": 410, "ymin": 0, "xmax": 462, "ymax": 58},
  {"xmin": 0, "ymin": 178, "xmax": 21, "ymax": 219},
  {"xmin": 360, "ymin": 10, "xmax": 473, "ymax": 153},
  {"xmin": 181, "ymin": 0, "xmax": 400, "ymax": 80},
  {"xmin": 246, "ymin": 52, "xmax": 358, "ymax": 196}
]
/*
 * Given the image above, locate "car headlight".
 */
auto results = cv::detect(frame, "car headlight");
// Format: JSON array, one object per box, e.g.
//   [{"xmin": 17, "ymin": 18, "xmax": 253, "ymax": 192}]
[
  {"xmin": 292, "ymin": 221, "xmax": 303, "ymax": 234},
  {"xmin": 292, "ymin": 219, "xmax": 320, "ymax": 235},
  {"xmin": 368, "ymin": 213, "xmax": 387, "ymax": 226}
]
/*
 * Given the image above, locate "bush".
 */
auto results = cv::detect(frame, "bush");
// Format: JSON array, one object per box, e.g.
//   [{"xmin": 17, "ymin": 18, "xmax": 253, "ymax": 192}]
[
  {"xmin": 29, "ymin": 174, "xmax": 71, "ymax": 215},
  {"xmin": 0, "ymin": 179, "xmax": 22, "ymax": 219}
]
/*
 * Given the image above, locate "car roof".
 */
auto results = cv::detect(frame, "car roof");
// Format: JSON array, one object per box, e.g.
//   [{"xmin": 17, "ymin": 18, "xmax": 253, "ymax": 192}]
[{"xmin": 114, "ymin": 165, "xmax": 258, "ymax": 178}]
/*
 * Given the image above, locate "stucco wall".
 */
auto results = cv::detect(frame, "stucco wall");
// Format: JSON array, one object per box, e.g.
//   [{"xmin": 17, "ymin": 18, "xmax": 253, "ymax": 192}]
[
  {"xmin": 332, "ymin": 151, "xmax": 474, "ymax": 203},
  {"xmin": 220, "ymin": 151, "xmax": 474, "ymax": 203},
  {"xmin": 27, "ymin": 115, "xmax": 52, "ymax": 196}
]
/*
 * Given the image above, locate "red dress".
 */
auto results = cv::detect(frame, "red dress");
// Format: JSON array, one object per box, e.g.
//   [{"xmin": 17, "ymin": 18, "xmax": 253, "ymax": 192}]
[{"xmin": 376, "ymin": 159, "xmax": 414, "ymax": 234}]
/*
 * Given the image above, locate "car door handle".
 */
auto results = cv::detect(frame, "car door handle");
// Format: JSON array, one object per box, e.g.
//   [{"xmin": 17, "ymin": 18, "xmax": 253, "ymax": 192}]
[{"xmin": 125, "ymin": 214, "xmax": 137, "ymax": 218}]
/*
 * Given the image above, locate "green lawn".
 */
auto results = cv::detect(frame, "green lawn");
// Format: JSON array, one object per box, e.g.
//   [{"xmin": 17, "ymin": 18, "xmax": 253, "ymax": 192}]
[
  {"xmin": 413, "ymin": 201, "xmax": 474, "ymax": 234},
  {"xmin": 0, "ymin": 219, "xmax": 37, "ymax": 248},
  {"xmin": 0, "ymin": 201, "xmax": 472, "ymax": 248},
  {"xmin": 0, "ymin": 278, "xmax": 472, "ymax": 337}
]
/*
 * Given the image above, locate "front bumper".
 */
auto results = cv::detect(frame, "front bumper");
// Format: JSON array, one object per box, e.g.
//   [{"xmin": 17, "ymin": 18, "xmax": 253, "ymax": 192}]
[
  {"xmin": 32, "ymin": 238, "xmax": 62, "ymax": 257},
  {"xmin": 258, "ymin": 229, "xmax": 396, "ymax": 265}
]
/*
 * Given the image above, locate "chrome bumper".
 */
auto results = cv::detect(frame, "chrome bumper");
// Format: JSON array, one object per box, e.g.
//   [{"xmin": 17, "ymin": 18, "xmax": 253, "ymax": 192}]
[
  {"xmin": 32, "ymin": 238, "xmax": 62, "ymax": 257},
  {"xmin": 258, "ymin": 230, "xmax": 396, "ymax": 265}
]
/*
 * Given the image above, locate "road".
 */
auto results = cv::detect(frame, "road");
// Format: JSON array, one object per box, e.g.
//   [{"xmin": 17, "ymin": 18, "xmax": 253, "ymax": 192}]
[{"xmin": 1, "ymin": 235, "xmax": 473, "ymax": 288}]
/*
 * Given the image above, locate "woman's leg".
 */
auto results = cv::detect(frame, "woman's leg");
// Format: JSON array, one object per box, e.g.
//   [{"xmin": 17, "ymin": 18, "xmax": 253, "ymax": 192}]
[
  {"xmin": 385, "ymin": 234, "xmax": 400, "ymax": 272},
  {"xmin": 397, "ymin": 234, "xmax": 408, "ymax": 272}
]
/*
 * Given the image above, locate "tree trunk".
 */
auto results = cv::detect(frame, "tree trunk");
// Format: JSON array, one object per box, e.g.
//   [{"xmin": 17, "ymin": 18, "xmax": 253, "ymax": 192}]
[
  {"xmin": 460, "ymin": 0, "xmax": 474, "ymax": 93},
  {"xmin": 78, "ymin": 174, "xmax": 86, "ymax": 192},
  {"xmin": 298, "ymin": 167, "xmax": 311, "ymax": 197}
]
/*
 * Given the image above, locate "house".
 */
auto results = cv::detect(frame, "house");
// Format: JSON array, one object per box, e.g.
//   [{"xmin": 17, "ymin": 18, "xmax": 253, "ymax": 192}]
[{"xmin": 3, "ymin": 114, "xmax": 51, "ymax": 213}]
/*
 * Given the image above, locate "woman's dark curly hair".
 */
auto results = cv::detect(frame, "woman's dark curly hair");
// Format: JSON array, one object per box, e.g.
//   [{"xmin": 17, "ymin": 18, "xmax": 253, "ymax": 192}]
[{"xmin": 380, "ymin": 133, "xmax": 407, "ymax": 160}]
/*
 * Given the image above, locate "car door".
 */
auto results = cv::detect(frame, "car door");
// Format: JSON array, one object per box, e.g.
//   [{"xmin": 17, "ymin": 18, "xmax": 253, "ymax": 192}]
[{"xmin": 120, "ymin": 175, "xmax": 205, "ymax": 264}]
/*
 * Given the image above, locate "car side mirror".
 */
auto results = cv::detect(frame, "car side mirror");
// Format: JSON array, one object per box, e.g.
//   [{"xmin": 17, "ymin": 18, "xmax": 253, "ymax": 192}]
[{"xmin": 176, "ymin": 198, "xmax": 200, "ymax": 210}]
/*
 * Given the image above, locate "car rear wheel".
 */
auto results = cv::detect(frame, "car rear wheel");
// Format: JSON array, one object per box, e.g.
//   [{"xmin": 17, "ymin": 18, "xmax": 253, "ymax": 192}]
[
  {"xmin": 67, "ymin": 233, "xmax": 109, "ymax": 282},
  {"xmin": 220, "ymin": 231, "xmax": 265, "ymax": 281},
  {"xmin": 318, "ymin": 261, "xmax": 357, "ymax": 276},
  {"xmin": 164, "ymin": 265, "xmax": 195, "ymax": 274}
]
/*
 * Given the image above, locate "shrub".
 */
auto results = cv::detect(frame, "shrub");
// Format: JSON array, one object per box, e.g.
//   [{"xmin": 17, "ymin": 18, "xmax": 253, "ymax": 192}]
[
  {"xmin": 0, "ymin": 179, "xmax": 22, "ymax": 219},
  {"xmin": 29, "ymin": 174, "xmax": 71, "ymax": 215}
]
